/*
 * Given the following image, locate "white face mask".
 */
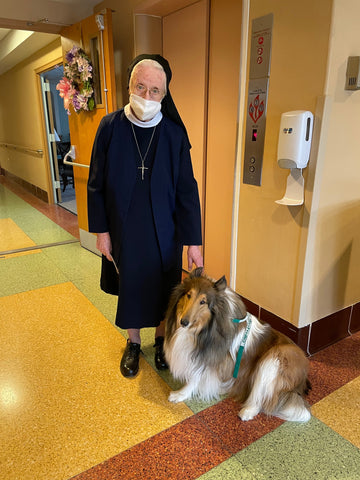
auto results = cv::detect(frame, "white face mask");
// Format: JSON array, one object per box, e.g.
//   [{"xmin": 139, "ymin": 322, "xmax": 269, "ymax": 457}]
[{"xmin": 129, "ymin": 94, "xmax": 162, "ymax": 121}]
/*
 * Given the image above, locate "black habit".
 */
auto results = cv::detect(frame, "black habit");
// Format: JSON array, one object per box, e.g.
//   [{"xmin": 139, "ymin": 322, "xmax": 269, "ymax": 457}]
[{"xmin": 87, "ymin": 109, "xmax": 202, "ymax": 329}]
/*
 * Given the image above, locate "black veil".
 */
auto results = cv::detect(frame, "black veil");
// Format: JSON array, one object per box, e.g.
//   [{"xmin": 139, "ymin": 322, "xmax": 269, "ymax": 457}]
[{"xmin": 127, "ymin": 54, "xmax": 190, "ymax": 146}]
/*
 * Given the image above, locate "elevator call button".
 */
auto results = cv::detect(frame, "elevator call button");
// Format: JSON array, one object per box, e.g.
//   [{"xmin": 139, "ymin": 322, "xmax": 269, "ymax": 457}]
[{"xmin": 243, "ymin": 13, "xmax": 273, "ymax": 186}]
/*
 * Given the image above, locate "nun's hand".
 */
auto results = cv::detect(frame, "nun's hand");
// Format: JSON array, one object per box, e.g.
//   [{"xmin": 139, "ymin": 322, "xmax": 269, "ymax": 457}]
[
  {"xmin": 96, "ymin": 232, "xmax": 113, "ymax": 262},
  {"xmin": 187, "ymin": 245, "xmax": 204, "ymax": 270}
]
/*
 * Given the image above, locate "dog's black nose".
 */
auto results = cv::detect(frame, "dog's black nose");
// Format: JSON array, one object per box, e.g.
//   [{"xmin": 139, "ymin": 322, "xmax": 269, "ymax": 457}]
[{"xmin": 180, "ymin": 318, "xmax": 189, "ymax": 327}]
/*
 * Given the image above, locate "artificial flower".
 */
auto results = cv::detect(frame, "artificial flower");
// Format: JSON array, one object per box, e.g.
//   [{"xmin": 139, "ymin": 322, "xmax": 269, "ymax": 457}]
[
  {"xmin": 56, "ymin": 45, "xmax": 95, "ymax": 114},
  {"xmin": 56, "ymin": 77, "xmax": 76, "ymax": 114}
]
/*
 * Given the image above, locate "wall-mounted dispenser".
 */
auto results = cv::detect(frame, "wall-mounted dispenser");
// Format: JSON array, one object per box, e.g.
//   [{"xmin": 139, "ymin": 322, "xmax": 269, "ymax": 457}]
[
  {"xmin": 345, "ymin": 56, "xmax": 360, "ymax": 90},
  {"xmin": 275, "ymin": 110, "xmax": 313, "ymax": 206}
]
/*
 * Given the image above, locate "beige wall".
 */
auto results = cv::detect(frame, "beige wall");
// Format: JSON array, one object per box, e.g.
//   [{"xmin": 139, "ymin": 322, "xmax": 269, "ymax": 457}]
[
  {"xmin": 0, "ymin": 39, "xmax": 62, "ymax": 192},
  {"xmin": 235, "ymin": 0, "xmax": 333, "ymax": 325},
  {"xmin": 134, "ymin": 14, "xmax": 162, "ymax": 56},
  {"xmin": 299, "ymin": 0, "xmax": 360, "ymax": 326}
]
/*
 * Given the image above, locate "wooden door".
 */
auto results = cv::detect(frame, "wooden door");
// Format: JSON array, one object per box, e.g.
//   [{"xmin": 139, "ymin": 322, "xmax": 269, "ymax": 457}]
[{"xmin": 60, "ymin": 9, "xmax": 116, "ymax": 250}]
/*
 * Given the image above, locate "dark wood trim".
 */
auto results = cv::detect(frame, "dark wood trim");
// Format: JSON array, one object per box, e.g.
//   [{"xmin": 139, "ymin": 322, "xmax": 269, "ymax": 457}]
[
  {"xmin": 350, "ymin": 303, "xmax": 360, "ymax": 333},
  {"xmin": 1, "ymin": 169, "xmax": 48, "ymax": 203},
  {"xmin": 308, "ymin": 307, "xmax": 351, "ymax": 355},
  {"xmin": 241, "ymin": 295, "xmax": 360, "ymax": 356}
]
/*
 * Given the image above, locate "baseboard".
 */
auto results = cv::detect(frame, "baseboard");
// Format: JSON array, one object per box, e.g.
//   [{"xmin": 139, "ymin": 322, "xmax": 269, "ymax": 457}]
[
  {"xmin": 1, "ymin": 169, "xmax": 48, "ymax": 202},
  {"xmin": 79, "ymin": 228, "xmax": 101, "ymax": 256},
  {"xmin": 241, "ymin": 296, "xmax": 360, "ymax": 355}
]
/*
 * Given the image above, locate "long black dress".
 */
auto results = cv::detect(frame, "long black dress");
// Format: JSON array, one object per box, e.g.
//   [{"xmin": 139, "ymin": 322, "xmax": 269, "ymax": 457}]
[
  {"xmin": 115, "ymin": 124, "xmax": 181, "ymax": 329},
  {"xmin": 88, "ymin": 110, "xmax": 202, "ymax": 331}
]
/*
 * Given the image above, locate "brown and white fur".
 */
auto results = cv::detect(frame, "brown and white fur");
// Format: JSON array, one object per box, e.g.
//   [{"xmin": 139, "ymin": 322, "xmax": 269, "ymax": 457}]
[{"xmin": 164, "ymin": 268, "xmax": 311, "ymax": 422}]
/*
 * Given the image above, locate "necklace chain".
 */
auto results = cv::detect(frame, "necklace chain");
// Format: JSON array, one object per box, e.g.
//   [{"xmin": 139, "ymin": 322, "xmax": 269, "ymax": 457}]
[{"xmin": 131, "ymin": 123, "xmax": 156, "ymax": 180}]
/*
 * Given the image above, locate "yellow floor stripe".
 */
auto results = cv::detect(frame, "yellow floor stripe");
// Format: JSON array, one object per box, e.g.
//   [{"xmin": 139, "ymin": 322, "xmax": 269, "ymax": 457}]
[
  {"xmin": 0, "ymin": 218, "xmax": 40, "ymax": 258},
  {"xmin": 312, "ymin": 376, "xmax": 360, "ymax": 448},
  {"xmin": 0, "ymin": 282, "xmax": 193, "ymax": 480}
]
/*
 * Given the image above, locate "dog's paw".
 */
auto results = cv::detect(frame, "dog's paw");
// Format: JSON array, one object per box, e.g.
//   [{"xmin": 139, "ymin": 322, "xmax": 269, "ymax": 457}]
[
  {"xmin": 238, "ymin": 406, "xmax": 259, "ymax": 421},
  {"xmin": 168, "ymin": 390, "xmax": 189, "ymax": 403}
]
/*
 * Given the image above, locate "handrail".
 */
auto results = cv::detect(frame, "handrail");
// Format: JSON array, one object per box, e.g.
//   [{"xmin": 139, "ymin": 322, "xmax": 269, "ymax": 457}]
[{"xmin": 0, "ymin": 142, "xmax": 43, "ymax": 156}]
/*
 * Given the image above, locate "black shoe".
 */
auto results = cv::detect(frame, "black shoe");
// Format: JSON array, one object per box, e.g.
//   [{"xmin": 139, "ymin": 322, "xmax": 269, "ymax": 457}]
[
  {"xmin": 120, "ymin": 340, "xmax": 141, "ymax": 378},
  {"xmin": 154, "ymin": 336, "xmax": 168, "ymax": 370}
]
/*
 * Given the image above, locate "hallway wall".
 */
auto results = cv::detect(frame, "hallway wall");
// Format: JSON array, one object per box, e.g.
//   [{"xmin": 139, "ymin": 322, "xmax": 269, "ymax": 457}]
[
  {"xmin": 235, "ymin": 0, "xmax": 333, "ymax": 326},
  {"xmin": 299, "ymin": 0, "xmax": 360, "ymax": 326},
  {"xmin": 0, "ymin": 39, "xmax": 62, "ymax": 197}
]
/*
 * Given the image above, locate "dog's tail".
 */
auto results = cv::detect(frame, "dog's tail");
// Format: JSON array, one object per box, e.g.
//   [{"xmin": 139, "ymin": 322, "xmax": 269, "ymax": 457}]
[{"xmin": 271, "ymin": 391, "xmax": 311, "ymax": 422}]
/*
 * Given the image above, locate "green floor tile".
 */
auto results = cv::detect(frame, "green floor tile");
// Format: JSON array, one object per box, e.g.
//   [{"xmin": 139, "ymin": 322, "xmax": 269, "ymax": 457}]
[
  {"xmin": 0, "ymin": 184, "xmax": 76, "ymax": 245},
  {"xmin": 0, "ymin": 186, "xmax": 26, "ymax": 217},
  {"xmin": 42, "ymin": 243, "xmax": 100, "ymax": 279},
  {"xmin": 0, "ymin": 253, "xmax": 68, "ymax": 296},
  {"xmin": 235, "ymin": 417, "xmax": 360, "ymax": 480},
  {"xmin": 197, "ymin": 457, "xmax": 256, "ymax": 479},
  {"xmin": 13, "ymin": 212, "xmax": 76, "ymax": 244}
]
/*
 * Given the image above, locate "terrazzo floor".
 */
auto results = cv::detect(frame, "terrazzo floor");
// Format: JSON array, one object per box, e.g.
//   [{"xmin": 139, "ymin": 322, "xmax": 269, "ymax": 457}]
[{"xmin": 1, "ymin": 176, "xmax": 359, "ymax": 480}]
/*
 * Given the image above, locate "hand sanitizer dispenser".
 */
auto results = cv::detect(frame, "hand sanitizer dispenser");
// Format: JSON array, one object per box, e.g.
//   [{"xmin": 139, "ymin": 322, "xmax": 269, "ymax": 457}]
[{"xmin": 276, "ymin": 111, "xmax": 313, "ymax": 205}]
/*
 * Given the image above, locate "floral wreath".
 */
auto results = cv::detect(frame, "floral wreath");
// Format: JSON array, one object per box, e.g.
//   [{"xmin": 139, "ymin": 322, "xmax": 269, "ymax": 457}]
[{"xmin": 56, "ymin": 45, "xmax": 95, "ymax": 115}]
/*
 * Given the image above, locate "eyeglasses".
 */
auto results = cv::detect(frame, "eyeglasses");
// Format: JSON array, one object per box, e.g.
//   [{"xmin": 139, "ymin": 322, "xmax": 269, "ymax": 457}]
[{"xmin": 134, "ymin": 83, "xmax": 163, "ymax": 99}]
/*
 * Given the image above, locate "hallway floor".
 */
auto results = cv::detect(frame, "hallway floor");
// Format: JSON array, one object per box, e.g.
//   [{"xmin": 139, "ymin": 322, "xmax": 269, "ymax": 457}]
[{"xmin": 1, "ymin": 177, "xmax": 359, "ymax": 480}]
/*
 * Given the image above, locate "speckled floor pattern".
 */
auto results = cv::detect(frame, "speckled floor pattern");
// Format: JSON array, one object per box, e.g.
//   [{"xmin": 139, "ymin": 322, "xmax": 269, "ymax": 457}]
[{"xmin": 1, "ymin": 178, "xmax": 360, "ymax": 480}]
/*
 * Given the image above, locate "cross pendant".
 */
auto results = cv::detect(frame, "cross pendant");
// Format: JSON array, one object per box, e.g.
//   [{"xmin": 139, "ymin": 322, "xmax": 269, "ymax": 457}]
[{"xmin": 138, "ymin": 163, "xmax": 149, "ymax": 180}]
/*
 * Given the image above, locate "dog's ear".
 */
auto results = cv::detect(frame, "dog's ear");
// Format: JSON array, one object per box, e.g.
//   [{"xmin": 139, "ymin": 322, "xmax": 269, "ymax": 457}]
[
  {"xmin": 214, "ymin": 275, "xmax": 227, "ymax": 291},
  {"xmin": 164, "ymin": 282, "xmax": 186, "ymax": 338},
  {"xmin": 190, "ymin": 267, "xmax": 204, "ymax": 278}
]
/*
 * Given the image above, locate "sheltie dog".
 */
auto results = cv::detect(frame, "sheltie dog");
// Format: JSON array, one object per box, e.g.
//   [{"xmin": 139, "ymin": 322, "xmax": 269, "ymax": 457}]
[{"xmin": 164, "ymin": 268, "xmax": 311, "ymax": 422}]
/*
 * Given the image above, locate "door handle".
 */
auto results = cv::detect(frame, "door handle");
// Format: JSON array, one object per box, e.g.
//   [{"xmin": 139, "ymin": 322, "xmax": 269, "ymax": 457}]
[{"xmin": 63, "ymin": 145, "xmax": 90, "ymax": 169}]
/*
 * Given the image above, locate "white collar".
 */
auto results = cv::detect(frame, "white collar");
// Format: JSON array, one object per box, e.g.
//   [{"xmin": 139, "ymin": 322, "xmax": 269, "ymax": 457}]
[{"xmin": 124, "ymin": 103, "xmax": 163, "ymax": 128}]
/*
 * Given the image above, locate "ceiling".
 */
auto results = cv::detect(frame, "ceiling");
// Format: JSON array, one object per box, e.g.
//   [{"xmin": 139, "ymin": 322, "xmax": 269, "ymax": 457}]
[{"xmin": 0, "ymin": 0, "xmax": 101, "ymax": 75}]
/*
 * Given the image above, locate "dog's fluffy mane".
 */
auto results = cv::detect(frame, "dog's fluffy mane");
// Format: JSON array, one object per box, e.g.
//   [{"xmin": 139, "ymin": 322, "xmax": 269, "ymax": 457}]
[{"xmin": 165, "ymin": 268, "xmax": 247, "ymax": 369}]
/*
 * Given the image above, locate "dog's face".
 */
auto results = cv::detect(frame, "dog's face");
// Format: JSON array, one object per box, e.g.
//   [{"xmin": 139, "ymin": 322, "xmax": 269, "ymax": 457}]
[
  {"xmin": 174, "ymin": 268, "xmax": 228, "ymax": 334},
  {"xmin": 165, "ymin": 268, "xmax": 231, "ymax": 341},
  {"xmin": 175, "ymin": 284, "xmax": 213, "ymax": 333},
  {"xmin": 165, "ymin": 269, "xmax": 242, "ymax": 354}
]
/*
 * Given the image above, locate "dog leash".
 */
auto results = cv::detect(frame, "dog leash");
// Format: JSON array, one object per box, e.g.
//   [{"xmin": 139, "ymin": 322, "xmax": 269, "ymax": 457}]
[{"xmin": 232, "ymin": 313, "xmax": 252, "ymax": 378}]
